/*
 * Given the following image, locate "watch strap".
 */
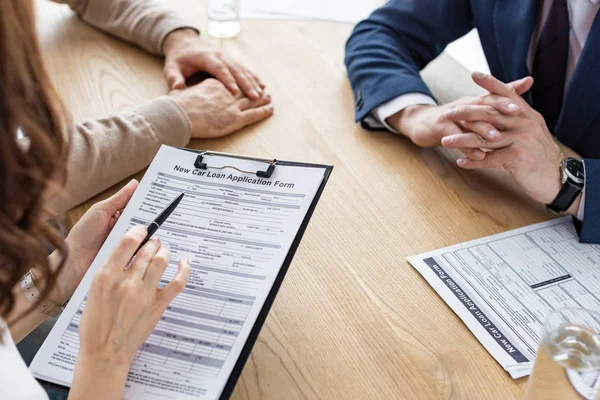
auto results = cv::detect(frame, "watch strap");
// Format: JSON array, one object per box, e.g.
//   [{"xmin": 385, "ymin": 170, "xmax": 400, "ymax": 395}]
[
  {"xmin": 546, "ymin": 180, "xmax": 583, "ymax": 215},
  {"xmin": 19, "ymin": 271, "xmax": 64, "ymax": 318}
]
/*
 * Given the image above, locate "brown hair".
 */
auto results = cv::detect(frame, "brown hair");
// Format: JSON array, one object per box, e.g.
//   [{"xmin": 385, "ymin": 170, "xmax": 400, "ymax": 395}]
[{"xmin": 0, "ymin": 0, "xmax": 69, "ymax": 321}]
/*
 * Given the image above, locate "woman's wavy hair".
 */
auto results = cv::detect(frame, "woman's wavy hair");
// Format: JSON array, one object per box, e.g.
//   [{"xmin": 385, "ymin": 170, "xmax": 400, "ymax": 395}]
[{"xmin": 0, "ymin": 0, "xmax": 69, "ymax": 324}]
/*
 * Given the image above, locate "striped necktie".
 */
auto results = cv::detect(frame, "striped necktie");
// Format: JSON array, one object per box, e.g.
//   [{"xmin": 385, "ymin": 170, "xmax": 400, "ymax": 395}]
[{"xmin": 531, "ymin": 0, "xmax": 571, "ymax": 130}]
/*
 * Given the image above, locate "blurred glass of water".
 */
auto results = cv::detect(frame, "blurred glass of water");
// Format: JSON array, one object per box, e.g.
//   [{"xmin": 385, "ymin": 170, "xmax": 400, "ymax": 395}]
[
  {"xmin": 207, "ymin": 0, "xmax": 240, "ymax": 38},
  {"xmin": 526, "ymin": 308, "xmax": 600, "ymax": 400}
]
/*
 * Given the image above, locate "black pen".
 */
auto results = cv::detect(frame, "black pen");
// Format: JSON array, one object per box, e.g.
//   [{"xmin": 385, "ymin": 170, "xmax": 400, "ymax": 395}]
[{"xmin": 134, "ymin": 192, "xmax": 185, "ymax": 256}]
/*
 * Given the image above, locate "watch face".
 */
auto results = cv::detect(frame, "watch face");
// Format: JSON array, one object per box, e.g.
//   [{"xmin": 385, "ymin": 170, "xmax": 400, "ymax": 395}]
[{"xmin": 565, "ymin": 158, "xmax": 585, "ymax": 184}]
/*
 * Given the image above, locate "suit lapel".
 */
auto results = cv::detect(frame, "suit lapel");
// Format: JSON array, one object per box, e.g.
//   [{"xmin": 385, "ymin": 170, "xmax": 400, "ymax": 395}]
[
  {"xmin": 492, "ymin": 0, "xmax": 537, "ymax": 95},
  {"xmin": 555, "ymin": 11, "xmax": 600, "ymax": 148}
]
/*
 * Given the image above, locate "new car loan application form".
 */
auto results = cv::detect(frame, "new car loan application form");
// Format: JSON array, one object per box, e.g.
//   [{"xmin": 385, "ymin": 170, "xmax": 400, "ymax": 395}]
[
  {"xmin": 30, "ymin": 145, "xmax": 328, "ymax": 399},
  {"xmin": 409, "ymin": 217, "xmax": 600, "ymax": 380}
]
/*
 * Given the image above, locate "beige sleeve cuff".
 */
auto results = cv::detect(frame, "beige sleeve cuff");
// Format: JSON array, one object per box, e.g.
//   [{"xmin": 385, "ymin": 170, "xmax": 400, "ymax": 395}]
[
  {"xmin": 133, "ymin": 96, "xmax": 192, "ymax": 147},
  {"xmin": 47, "ymin": 96, "xmax": 191, "ymax": 215}
]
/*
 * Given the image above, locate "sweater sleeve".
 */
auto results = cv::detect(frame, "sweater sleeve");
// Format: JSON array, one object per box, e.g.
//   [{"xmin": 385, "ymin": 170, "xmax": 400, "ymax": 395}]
[
  {"xmin": 51, "ymin": 0, "xmax": 199, "ymax": 55},
  {"xmin": 48, "ymin": 96, "xmax": 191, "ymax": 215}
]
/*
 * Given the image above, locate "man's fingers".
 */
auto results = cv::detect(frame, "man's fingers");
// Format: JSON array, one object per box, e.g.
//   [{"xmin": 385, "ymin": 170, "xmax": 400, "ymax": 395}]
[
  {"xmin": 241, "ymin": 105, "xmax": 274, "ymax": 126},
  {"xmin": 238, "ymin": 94, "xmax": 272, "ymax": 111},
  {"xmin": 106, "ymin": 225, "xmax": 148, "ymax": 270},
  {"xmin": 481, "ymin": 94, "xmax": 522, "ymax": 115},
  {"xmin": 442, "ymin": 132, "xmax": 507, "ymax": 150},
  {"xmin": 143, "ymin": 245, "xmax": 171, "ymax": 286},
  {"xmin": 98, "ymin": 180, "xmax": 138, "ymax": 215},
  {"xmin": 164, "ymin": 62, "xmax": 186, "ymax": 91},
  {"xmin": 456, "ymin": 148, "xmax": 510, "ymax": 170},
  {"xmin": 508, "ymin": 76, "xmax": 534, "ymax": 95},
  {"xmin": 445, "ymin": 104, "xmax": 511, "ymax": 128},
  {"xmin": 472, "ymin": 71, "xmax": 520, "ymax": 99},
  {"xmin": 207, "ymin": 59, "xmax": 240, "ymax": 95},
  {"xmin": 128, "ymin": 237, "xmax": 162, "ymax": 279},
  {"xmin": 460, "ymin": 148, "xmax": 487, "ymax": 161},
  {"xmin": 460, "ymin": 120, "xmax": 503, "ymax": 141},
  {"xmin": 158, "ymin": 258, "xmax": 191, "ymax": 306}
]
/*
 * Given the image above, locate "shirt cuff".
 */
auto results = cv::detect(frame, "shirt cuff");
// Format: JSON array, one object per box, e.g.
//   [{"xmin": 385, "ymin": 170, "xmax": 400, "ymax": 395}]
[
  {"xmin": 577, "ymin": 162, "xmax": 587, "ymax": 221},
  {"xmin": 371, "ymin": 93, "xmax": 437, "ymax": 133},
  {"xmin": 577, "ymin": 189, "xmax": 586, "ymax": 221}
]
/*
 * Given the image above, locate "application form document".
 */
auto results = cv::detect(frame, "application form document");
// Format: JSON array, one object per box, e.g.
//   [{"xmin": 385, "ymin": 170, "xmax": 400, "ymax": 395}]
[
  {"xmin": 408, "ymin": 217, "xmax": 600, "ymax": 379},
  {"xmin": 30, "ymin": 145, "xmax": 329, "ymax": 399}
]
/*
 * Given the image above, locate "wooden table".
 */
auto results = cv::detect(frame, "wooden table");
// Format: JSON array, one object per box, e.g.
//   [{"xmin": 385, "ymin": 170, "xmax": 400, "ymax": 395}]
[{"xmin": 36, "ymin": 1, "xmax": 555, "ymax": 398}]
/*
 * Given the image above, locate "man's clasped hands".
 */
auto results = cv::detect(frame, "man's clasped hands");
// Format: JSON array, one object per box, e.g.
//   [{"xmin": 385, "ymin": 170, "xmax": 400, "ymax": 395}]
[{"xmin": 386, "ymin": 72, "xmax": 577, "ymax": 214}]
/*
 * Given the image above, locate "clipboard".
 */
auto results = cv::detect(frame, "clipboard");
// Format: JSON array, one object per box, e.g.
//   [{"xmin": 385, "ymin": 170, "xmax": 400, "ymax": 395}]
[{"xmin": 37, "ymin": 148, "xmax": 333, "ymax": 400}]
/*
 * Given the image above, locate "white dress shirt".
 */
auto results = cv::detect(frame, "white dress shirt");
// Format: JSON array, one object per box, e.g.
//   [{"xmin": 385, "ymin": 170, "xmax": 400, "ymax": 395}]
[
  {"xmin": 0, "ymin": 319, "xmax": 49, "ymax": 399},
  {"xmin": 369, "ymin": 0, "xmax": 600, "ymax": 220}
]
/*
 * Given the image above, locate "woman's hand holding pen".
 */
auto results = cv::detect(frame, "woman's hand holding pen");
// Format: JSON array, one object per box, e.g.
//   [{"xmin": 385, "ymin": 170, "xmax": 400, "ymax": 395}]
[
  {"xmin": 42, "ymin": 180, "xmax": 139, "ymax": 306},
  {"xmin": 68, "ymin": 226, "xmax": 191, "ymax": 400}
]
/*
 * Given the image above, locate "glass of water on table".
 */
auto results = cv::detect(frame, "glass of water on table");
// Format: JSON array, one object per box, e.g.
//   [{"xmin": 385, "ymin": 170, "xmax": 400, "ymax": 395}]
[
  {"xmin": 526, "ymin": 308, "xmax": 600, "ymax": 400},
  {"xmin": 207, "ymin": 0, "xmax": 240, "ymax": 38}
]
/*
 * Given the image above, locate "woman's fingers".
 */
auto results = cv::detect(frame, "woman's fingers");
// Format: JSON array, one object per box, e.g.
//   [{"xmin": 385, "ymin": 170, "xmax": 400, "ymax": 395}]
[
  {"xmin": 128, "ymin": 237, "xmax": 162, "ymax": 279},
  {"xmin": 238, "ymin": 94, "xmax": 272, "ymax": 111},
  {"xmin": 206, "ymin": 57, "xmax": 240, "ymax": 95},
  {"xmin": 221, "ymin": 55, "xmax": 262, "ymax": 99},
  {"xmin": 158, "ymin": 259, "xmax": 191, "ymax": 307},
  {"xmin": 242, "ymin": 69, "xmax": 263, "ymax": 98},
  {"xmin": 251, "ymin": 71, "xmax": 266, "ymax": 89},
  {"xmin": 105, "ymin": 225, "xmax": 148, "ymax": 270},
  {"xmin": 240, "ymin": 105, "xmax": 275, "ymax": 126},
  {"xmin": 224, "ymin": 60, "xmax": 257, "ymax": 98},
  {"xmin": 96, "ymin": 180, "xmax": 138, "ymax": 216},
  {"xmin": 164, "ymin": 60, "xmax": 186, "ymax": 91},
  {"xmin": 143, "ymin": 246, "xmax": 172, "ymax": 287}
]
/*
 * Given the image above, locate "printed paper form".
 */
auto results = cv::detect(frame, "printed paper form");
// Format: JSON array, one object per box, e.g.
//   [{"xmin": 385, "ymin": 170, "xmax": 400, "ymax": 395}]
[
  {"xmin": 30, "ymin": 145, "xmax": 326, "ymax": 399},
  {"xmin": 408, "ymin": 217, "xmax": 600, "ymax": 379}
]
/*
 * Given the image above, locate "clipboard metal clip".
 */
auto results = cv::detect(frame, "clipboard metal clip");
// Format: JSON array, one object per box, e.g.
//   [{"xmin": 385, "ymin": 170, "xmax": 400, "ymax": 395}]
[{"xmin": 193, "ymin": 151, "xmax": 277, "ymax": 178}]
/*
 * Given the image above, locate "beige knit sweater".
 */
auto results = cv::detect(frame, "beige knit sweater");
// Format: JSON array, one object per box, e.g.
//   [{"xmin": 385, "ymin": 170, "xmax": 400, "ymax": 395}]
[{"xmin": 48, "ymin": 0, "xmax": 198, "ymax": 215}]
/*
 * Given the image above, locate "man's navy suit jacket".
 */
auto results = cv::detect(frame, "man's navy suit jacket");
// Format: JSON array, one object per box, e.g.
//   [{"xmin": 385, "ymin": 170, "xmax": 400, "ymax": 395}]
[{"xmin": 345, "ymin": 0, "xmax": 600, "ymax": 243}]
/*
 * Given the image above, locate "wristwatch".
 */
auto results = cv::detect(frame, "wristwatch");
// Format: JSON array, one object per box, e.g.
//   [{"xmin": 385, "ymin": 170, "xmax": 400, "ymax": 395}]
[
  {"xmin": 546, "ymin": 158, "xmax": 585, "ymax": 216},
  {"xmin": 20, "ymin": 271, "xmax": 66, "ymax": 317}
]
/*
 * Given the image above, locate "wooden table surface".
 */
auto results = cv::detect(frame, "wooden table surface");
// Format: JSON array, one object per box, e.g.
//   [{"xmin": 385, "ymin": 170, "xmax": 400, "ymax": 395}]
[{"xmin": 36, "ymin": 1, "xmax": 557, "ymax": 398}]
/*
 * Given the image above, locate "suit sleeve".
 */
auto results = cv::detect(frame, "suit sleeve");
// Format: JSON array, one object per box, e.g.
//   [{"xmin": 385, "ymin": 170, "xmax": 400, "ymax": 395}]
[
  {"xmin": 344, "ymin": 0, "xmax": 474, "ymax": 126},
  {"xmin": 578, "ymin": 159, "xmax": 600, "ymax": 243},
  {"xmin": 51, "ymin": 0, "xmax": 198, "ymax": 55}
]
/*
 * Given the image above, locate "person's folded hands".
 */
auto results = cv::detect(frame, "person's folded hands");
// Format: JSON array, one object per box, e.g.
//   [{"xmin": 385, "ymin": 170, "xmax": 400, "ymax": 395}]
[
  {"xmin": 441, "ymin": 72, "xmax": 569, "ymax": 209},
  {"xmin": 171, "ymin": 78, "xmax": 273, "ymax": 139},
  {"xmin": 387, "ymin": 77, "xmax": 532, "ymax": 160},
  {"xmin": 162, "ymin": 28, "xmax": 266, "ymax": 100}
]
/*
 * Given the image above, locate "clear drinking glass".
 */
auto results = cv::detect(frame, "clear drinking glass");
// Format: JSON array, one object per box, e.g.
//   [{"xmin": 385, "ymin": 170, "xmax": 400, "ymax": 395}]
[
  {"xmin": 207, "ymin": 0, "xmax": 240, "ymax": 39},
  {"xmin": 526, "ymin": 308, "xmax": 600, "ymax": 400}
]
